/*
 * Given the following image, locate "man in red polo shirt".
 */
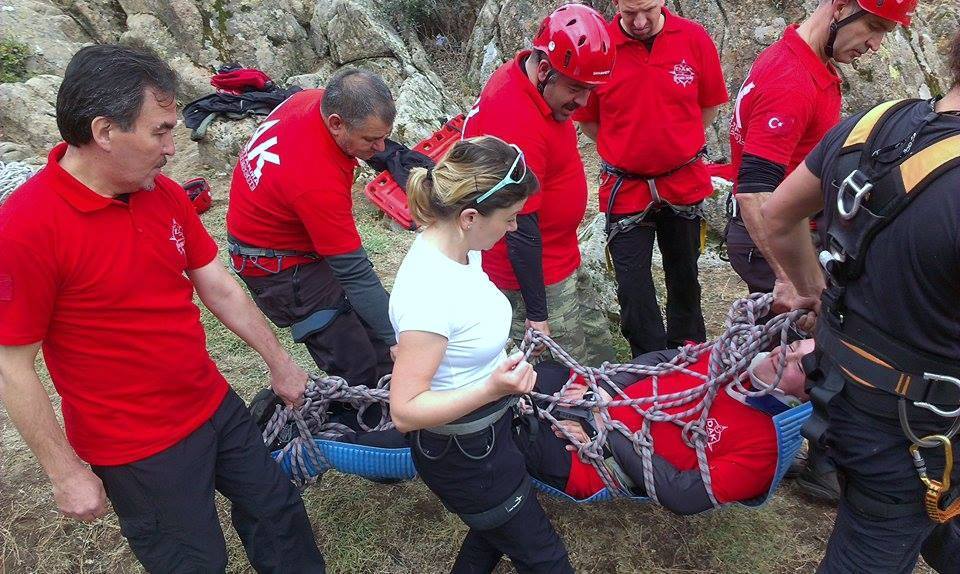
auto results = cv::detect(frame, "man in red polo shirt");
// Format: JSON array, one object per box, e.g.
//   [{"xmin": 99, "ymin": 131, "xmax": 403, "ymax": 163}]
[
  {"xmin": 726, "ymin": 0, "xmax": 913, "ymax": 298},
  {"xmin": 725, "ymin": 0, "xmax": 915, "ymax": 501},
  {"xmin": 518, "ymin": 339, "xmax": 814, "ymax": 513},
  {"xmin": 227, "ymin": 69, "xmax": 396, "ymax": 411},
  {"xmin": 575, "ymin": 0, "xmax": 728, "ymax": 357},
  {"xmin": 0, "ymin": 45, "xmax": 325, "ymax": 571},
  {"xmin": 462, "ymin": 4, "xmax": 616, "ymax": 366}
]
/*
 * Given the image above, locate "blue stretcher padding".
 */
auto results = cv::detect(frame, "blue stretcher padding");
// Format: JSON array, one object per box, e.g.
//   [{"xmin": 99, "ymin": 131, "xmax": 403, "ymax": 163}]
[
  {"xmin": 272, "ymin": 440, "xmax": 417, "ymax": 481},
  {"xmin": 272, "ymin": 402, "xmax": 814, "ymax": 506}
]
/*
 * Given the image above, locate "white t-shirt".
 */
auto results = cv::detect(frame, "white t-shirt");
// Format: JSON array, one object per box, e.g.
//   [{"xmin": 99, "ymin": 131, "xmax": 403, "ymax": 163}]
[{"xmin": 390, "ymin": 234, "xmax": 511, "ymax": 393}]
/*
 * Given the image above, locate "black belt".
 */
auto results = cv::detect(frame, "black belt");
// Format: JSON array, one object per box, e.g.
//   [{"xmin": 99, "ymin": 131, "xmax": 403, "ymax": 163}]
[
  {"xmin": 226, "ymin": 234, "xmax": 316, "ymax": 259},
  {"xmin": 818, "ymin": 313, "xmax": 960, "ymax": 408}
]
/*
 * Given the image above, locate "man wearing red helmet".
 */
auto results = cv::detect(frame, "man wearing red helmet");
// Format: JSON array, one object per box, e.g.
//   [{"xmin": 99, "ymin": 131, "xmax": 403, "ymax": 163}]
[
  {"xmin": 726, "ymin": 0, "xmax": 913, "ymax": 306},
  {"xmin": 463, "ymin": 4, "xmax": 616, "ymax": 366},
  {"xmin": 725, "ymin": 0, "xmax": 914, "ymax": 501},
  {"xmin": 574, "ymin": 0, "xmax": 728, "ymax": 358}
]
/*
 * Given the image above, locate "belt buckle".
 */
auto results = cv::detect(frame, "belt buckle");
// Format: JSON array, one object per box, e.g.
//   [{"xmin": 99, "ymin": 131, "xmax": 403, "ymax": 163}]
[{"xmin": 915, "ymin": 373, "xmax": 960, "ymax": 418}]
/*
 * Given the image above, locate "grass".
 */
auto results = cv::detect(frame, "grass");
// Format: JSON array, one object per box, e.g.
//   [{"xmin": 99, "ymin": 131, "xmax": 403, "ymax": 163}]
[
  {"xmin": 0, "ymin": 130, "xmax": 937, "ymax": 574},
  {"xmin": 0, "ymin": 38, "xmax": 30, "ymax": 84}
]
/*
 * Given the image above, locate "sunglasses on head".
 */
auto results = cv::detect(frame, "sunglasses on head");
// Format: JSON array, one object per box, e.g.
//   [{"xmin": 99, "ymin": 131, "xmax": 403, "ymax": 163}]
[{"xmin": 474, "ymin": 144, "xmax": 527, "ymax": 204}]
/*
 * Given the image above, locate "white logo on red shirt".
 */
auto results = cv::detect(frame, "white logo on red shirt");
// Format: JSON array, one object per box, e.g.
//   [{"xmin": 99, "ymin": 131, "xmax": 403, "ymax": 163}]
[
  {"xmin": 241, "ymin": 119, "xmax": 281, "ymax": 190},
  {"xmin": 169, "ymin": 218, "xmax": 186, "ymax": 256},
  {"xmin": 730, "ymin": 80, "xmax": 757, "ymax": 145},
  {"xmin": 705, "ymin": 418, "xmax": 727, "ymax": 450},
  {"xmin": 768, "ymin": 117, "xmax": 784, "ymax": 129},
  {"xmin": 670, "ymin": 60, "xmax": 696, "ymax": 88}
]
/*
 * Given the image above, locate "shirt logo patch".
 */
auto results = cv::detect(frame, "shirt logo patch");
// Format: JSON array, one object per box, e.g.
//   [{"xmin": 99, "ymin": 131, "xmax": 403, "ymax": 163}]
[
  {"xmin": 240, "ymin": 119, "xmax": 281, "ymax": 190},
  {"xmin": 768, "ymin": 117, "xmax": 785, "ymax": 129},
  {"xmin": 671, "ymin": 60, "xmax": 696, "ymax": 88},
  {"xmin": 169, "ymin": 218, "xmax": 186, "ymax": 256},
  {"xmin": 0, "ymin": 274, "xmax": 11, "ymax": 301},
  {"xmin": 705, "ymin": 418, "xmax": 727, "ymax": 450}
]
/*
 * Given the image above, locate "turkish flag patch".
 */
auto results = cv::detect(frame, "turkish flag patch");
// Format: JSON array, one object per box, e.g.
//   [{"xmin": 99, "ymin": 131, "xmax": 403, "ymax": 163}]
[{"xmin": 0, "ymin": 274, "xmax": 12, "ymax": 301}]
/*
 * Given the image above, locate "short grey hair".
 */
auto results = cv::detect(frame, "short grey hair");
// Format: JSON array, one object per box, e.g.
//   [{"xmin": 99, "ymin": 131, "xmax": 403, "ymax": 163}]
[{"xmin": 321, "ymin": 68, "xmax": 396, "ymax": 127}]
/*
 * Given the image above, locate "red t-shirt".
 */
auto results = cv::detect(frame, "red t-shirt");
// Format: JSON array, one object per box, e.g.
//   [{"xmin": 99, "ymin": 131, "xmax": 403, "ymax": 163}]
[
  {"xmin": 463, "ymin": 52, "xmax": 588, "ymax": 290},
  {"xmin": 0, "ymin": 143, "xmax": 228, "ymax": 465},
  {"xmin": 226, "ymin": 89, "xmax": 361, "ymax": 276},
  {"xmin": 565, "ymin": 352, "xmax": 778, "ymax": 503},
  {"xmin": 729, "ymin": 25, "xmax": 842, "ymax": 188},
  {"xmin": 573, "ymin": 10, "xmax": 728, "ymax": 213}
]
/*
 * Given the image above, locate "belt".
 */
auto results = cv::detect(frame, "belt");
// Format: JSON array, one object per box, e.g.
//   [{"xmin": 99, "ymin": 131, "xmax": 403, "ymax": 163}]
[
  {"xmin": 818, "ymin": 313, "xmax": 960, "ymax": 412},
  {"xmin": 426, "ymin": 396, "xmax": 519, "ymax": 436}
]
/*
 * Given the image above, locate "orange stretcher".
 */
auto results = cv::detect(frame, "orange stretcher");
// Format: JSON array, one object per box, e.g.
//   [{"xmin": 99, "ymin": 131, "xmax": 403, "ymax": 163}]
[{"xmin": 364, "ymin": 114, "xmax": 466, "ymax": 230}]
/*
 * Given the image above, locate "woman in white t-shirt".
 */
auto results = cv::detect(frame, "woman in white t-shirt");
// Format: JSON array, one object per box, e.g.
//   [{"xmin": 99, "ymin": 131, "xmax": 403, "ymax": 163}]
[{"xmin": 389, "ymin": 136, "xmax": 573, "ymax": 573}]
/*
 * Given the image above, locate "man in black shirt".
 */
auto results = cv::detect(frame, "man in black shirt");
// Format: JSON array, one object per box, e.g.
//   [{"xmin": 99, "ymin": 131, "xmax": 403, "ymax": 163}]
[{"xmin": 762, "ymin": 31, "xmax": 960, "ymax": 574}]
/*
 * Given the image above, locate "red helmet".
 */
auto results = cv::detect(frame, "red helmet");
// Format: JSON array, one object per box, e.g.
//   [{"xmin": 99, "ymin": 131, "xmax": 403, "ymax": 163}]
[
  {"xmin": 856, "ymin": 0, "xmax": 917, "ymax": 27},
  {"xmin": 532, "ymin": 4, "xmax": 615, "ymax": 85},
  {"xmin": 182, "ymin": 177, "xmax": 213, "ymax": 214}
]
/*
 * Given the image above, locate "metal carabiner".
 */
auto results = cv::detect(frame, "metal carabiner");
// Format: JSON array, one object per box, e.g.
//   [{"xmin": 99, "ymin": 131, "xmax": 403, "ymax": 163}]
[
  {"xmin": 836, "ymin": 171, "xmax": 873, "ymax": 220},
  {"xmin": 908, "ymin": 434, "xmax": 954, "ymax": 492},
  {"xmin": 915, "ymin": 373, "xmax": 960, "ymax": 418}
]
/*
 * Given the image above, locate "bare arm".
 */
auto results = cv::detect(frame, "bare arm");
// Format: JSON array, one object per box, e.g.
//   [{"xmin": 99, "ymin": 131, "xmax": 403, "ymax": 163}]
[
  {"xmin": 701, "ymin": 105, "xmax": 721, "ymax": 130},
  {"xmin": 578, "ymin": 121, "xmax": 599, "ymax": 142},
  {"xmin": 389, "ymin": 331, "xmax": 536, "ymax": 432},
  {"xmin": 0, "ymin": 343, "xmax": 107, "ymax": 521},
  {"xmin": 735, "ymin": 192, "xmax": 795, "ymax": 281},
  {"xmin": 762, "ymin": 163, "xmax": 827, "ymax": 315},
  {"xmin": 187, "ymin": 259, "xmax": 307, "ymax": 406}
]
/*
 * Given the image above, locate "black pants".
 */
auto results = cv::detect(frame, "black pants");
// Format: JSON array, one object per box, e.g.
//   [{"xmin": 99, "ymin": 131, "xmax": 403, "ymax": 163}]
[
  {"xmin": 608, "ymin": 209, "xmax": 706, "ymax": 356},
  {"xmin": 413, "ymin": 414, "xmax": 573, "ymax": 573},
  {"xmin": 93, "ymin": 389, "xmax": 325, "ymax": 573},
  {"xmin": 240, "ymin": 261, "xmax": 392, "ymax": 389},
  {"xmin": 816, "ymin": 385, "xmax": 960, "ymax": 573},
  {"xmin": 724, "ymin": 219, "xmax": 776, "ymax": 294}
]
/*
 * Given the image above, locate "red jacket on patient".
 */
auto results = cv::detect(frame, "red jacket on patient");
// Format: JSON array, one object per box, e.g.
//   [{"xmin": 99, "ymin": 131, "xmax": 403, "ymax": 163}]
[{"xmin": 564, "ymin": 353, "xmax": 779, "ymax": 503}]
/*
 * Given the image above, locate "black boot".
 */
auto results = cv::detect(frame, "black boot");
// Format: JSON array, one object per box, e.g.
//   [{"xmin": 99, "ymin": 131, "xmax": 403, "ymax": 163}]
[{"xmin": 796, "ymin": 442, "xmax": 840, "ymax": 503}]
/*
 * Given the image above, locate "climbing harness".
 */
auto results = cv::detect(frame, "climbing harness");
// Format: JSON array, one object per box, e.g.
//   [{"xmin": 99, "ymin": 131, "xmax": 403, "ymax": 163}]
[
  {"xmin": 811, "ymin": 97, "xmax": 960, "ymax": 522},
  {"xmin": 601, "ymin": 149, "xmax": 706, "ymax": 270},
  {"xmin": 261, "ymin": 293, "xmax": 812, "ymax": 513}
]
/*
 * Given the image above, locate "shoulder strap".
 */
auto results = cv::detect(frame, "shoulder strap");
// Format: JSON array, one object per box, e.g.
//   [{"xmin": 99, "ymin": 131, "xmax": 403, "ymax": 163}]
[{"xmin": 840, "ymin": 99, "xmax": 913, "ymax": 151}]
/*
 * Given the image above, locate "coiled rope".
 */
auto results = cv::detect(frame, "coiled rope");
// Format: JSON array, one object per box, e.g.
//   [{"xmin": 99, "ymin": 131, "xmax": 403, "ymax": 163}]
[{"xmin": 0, "ymin": 161, "xmax": 36, "ymax": 205}]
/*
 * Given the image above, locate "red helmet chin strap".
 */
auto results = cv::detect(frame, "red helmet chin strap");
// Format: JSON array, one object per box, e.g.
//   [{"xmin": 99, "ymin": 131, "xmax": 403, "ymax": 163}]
[{"xmin": 826, "ymin": 6, "xmax": 869, "ymax": 59}]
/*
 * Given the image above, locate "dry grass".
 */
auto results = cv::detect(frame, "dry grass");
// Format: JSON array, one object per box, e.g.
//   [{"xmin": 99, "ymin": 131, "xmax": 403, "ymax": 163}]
[{"xmin": 0, "ymin": 130, "xmax": 937, "ymax": 574}]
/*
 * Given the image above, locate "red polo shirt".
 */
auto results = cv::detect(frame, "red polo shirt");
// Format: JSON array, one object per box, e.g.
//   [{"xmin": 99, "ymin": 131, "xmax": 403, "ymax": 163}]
[
  {"xmin": 227, "ymin": 89, "xmax": 361, "ymax": 277},
  {"xmin": 565, "ymin": 352, "xmax": 777, "ymax": 503},
  {"xmin": 729, "ymin": 25, "xmax": 842, "ymax": 188},
  {"xmin": 0, "ymin": 143, "xmax": 228, "ymax": 465},
  {"xmin": 463, "ymin": 51, "xmax": 588, "ymax": 290},
  {"xmin": 573, "ymin": 10, "xmax": 728, "ymax": 213}
]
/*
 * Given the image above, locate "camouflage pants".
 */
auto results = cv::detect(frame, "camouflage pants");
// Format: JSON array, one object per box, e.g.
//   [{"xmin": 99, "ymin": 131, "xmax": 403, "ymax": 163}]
[{"xmin": 502, "ymin": 266, "xmax": 615, "ymax": 367}]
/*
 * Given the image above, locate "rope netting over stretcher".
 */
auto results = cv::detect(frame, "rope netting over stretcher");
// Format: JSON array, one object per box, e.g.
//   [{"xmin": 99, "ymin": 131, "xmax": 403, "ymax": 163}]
[{"xmin": 263, "ymin": 293, "xmax": 809, "ymax": 501}]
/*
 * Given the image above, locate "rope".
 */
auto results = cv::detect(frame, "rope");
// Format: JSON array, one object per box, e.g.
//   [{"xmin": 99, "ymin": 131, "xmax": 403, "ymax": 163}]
[
  {"xmin": 0, "ymin": 161, "xmax": 37, "ymax": 205},
  {"xmin": 262, "ymin": 375, "xmax": 394, "ymax": 489},
  {"xmin": 262, "ymin": 293, "xmax": 808, "ymax": 499},
  {"xmin": 520, "ymin": 293, "xmax": 806, "ymax": 507}
]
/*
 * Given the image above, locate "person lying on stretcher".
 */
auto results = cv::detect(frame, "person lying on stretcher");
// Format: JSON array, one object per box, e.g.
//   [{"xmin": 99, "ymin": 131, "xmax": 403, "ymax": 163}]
[{"xmin": 513, "ymin": 339, "xmax": 814, "ymax": 514}]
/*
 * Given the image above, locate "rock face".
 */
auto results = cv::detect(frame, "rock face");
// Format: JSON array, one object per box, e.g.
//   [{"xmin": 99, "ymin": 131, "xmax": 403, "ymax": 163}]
[
  {"xmin": 0, "ymin": 75, "xmax": 62, "ymax": 153},
  {"xmin": 0, "ymin": 0, "xmax": 462, "ymax": 161}
]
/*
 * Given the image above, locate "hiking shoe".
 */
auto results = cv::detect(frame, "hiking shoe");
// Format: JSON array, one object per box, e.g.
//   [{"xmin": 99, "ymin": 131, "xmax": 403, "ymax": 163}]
[
  {"xmin": 796, "ymin": 464, "xmax": 841, "ymax": 503},
  {"xmin": 785, "ymin": 446, "xmax": 808, "ymax": 480},
  {"xmin": 248, "ymin": 387, "xmax": 294, "ymax": 451}
]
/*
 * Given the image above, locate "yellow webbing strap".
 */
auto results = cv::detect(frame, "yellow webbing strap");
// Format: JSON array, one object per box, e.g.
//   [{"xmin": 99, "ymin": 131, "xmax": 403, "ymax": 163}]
[
  {"xmin": 899, "ymin": 134, "xmax": 960, "ymax": 194},
  {"xmin": 842, "ymin": 99, "xmax": 907, "ymax": 149}
]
